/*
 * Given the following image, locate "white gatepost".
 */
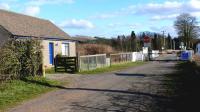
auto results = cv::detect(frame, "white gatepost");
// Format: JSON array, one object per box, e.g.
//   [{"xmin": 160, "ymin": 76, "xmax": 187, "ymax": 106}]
[{"xmin": 132, "ymin": 52, "xmax": 137, "ymax": 62}]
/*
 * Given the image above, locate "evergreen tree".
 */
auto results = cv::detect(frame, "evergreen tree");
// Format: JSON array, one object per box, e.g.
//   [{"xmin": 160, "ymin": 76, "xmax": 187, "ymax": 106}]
[
  {"xmin": 152, "ymin": 33, "xmax": 158, "ymax": 50},
  {"xmin": 167, "ymin": 33, "xmax": 172, "ymax": 49},
  {"xmin": 130, "ymin": 31, "xmax": 137, "ymax": 51},
  {"xmin": 117, "ymin": 36, "xmax": 122, "ymax": 51},
  {"xmin": 122, "ymin": 35, "xmax": 126, "ymax": 51}
]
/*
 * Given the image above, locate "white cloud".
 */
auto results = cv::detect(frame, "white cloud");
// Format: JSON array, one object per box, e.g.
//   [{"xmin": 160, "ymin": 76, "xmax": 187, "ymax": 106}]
[
  {"xmin": 59, "ymin": 19, "xmax": 95, "ymax": 29},
  {"xmin": 151, "ymin": 14, "xmax": 179, "ymax": 20},
  {"xmin": 91, "ymin": 14, "xmax": 116, "ymax": 19},
  {"xmin": 93, "ymin": 0, "xmax": 200, "ymax": 21},
  {"xmin": 28, "ymin": 0, "xmax": 75, "ymax": 6},
  {"xmin": 186, "ymin": 0, "xmax": 200, "ymax": 11},
  {"xmin": 108, "ymin": 23, "xmax": 141, "ymax": 29},
  {"xmin": 22, "ymin": 0, "xmax": 75, "ymax": 17},
  {"xmin": 132, "ymin": 0, "xmax": 200, "ymax": 20},
  {"xmin": 0, "ymin": 3, "xmax": 10, "ymax": 10},
  {"xmin": 24, "ymin": 6, "xmax": 40, "ymax": 16}
]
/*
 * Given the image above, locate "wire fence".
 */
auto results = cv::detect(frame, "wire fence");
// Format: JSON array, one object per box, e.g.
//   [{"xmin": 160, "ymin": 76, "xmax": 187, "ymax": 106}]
[
  {"xmin": 79, "ymin": 54, "xmax": 107, "ymax": 71},
  {"xmin": 79, "ymin": 52, "xmax": 145, "ymax": 71},
  {"xmin": 110, "ymin": 52, "xmax": 132, "ymax": 65}
]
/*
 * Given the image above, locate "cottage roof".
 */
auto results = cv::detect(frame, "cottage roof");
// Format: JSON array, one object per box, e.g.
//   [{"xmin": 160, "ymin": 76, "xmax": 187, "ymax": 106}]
[{"xmin": 0, "ymin": 9, "xmax": 71, "ymax": 40}]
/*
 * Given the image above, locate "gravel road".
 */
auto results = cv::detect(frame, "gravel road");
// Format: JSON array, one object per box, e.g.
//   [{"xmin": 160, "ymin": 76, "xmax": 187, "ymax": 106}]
[{"xmin": 9, "ymin": 54, "xmax": 177, "ymax": 112}]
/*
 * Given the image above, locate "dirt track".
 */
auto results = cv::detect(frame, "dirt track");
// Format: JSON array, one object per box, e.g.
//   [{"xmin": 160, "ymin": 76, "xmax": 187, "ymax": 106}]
[{"xmin": 9, "ymin": 55, "xmax": 177, "ymax": 112}]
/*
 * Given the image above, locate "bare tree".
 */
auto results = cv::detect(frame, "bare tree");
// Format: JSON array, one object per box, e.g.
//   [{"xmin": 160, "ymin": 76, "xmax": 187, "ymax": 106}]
[{"xmin": 174, "ymin": 13, "xmax": 199, "ymax": 48}]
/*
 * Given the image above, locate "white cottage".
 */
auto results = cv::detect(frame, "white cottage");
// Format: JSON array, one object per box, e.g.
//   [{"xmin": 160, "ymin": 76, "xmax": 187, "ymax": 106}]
[{"xmin": 0, "ymin": 9, "xmax": 76, "ymax": 68}]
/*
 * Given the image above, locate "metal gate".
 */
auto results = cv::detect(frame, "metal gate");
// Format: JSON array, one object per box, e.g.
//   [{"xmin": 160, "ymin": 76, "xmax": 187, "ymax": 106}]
[{"xmin": 148, "ymin": 50, "xmax": 180, "ymax": 61}]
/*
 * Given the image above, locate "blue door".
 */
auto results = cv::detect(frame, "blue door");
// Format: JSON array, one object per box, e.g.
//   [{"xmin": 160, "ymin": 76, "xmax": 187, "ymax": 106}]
[{"xmin": 49, "ymin": 43, "xmax": 54, "ymax": 64}]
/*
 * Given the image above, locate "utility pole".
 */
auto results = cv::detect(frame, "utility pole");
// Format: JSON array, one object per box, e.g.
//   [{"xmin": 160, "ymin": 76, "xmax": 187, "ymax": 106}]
[
  {"xmin": 173, "ymin": 39, "xmax": 175, "ymax": 50},
  {"xmin": 161, "ymin": 31, "xmax": 166, "ymax": 50},
  {"xmin": 170, "ymin": 39, "xmax": 173, "ymax": 50}
]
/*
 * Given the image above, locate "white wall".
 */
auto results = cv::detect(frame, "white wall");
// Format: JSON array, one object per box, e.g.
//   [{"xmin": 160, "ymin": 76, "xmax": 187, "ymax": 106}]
[
  {"xmin": 151, "ymin": 50, "xmax": 159, "ymax": 59},
  {"xmin": 41, "ymin": 40, "xmax": 76, "ymax": 68},
  {"xmin": 132, "ymin": 52, "xmax": 144, "ymax": 62}
]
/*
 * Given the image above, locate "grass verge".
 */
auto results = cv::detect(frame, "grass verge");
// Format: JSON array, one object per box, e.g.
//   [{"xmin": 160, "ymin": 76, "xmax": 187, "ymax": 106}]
[
  {"xmin": 0, "ymin": 76, "xmax": 61, "ymax": 111},
  {"xmin": 45, "ymin": 67, "xmax": 56, "ymax": 74},
  {"xmin": 164, "ymin": 61, "xmax": 200, "ymax": 112},
  {"xmin": 78, "ymin": 61, "xmax": 146, "ymax": 75}
]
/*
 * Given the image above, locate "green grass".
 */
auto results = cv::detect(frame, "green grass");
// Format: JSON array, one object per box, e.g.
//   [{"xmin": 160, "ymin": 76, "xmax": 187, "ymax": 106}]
[
  {"xmin": 45, "ymin": 67, "xmax": 55, "ymax": 74},
  {"xmin": 0, "ymin": 76, "xmax": 61, "ymax": 111},
  {"xmin": 78, "ymin": 61, "xmax": 146, "ymax": 75},
  {"xmin": 164, "ymin": 61, "xmax": 200, "ymax": 112}
]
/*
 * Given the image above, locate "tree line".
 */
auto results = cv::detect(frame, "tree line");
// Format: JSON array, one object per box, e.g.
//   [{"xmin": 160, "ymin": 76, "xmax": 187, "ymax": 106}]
[
  {"xmin": 92, "ymin": 31, "xmax": 174, "ymax": 52},
  {"xmin": 88, "ymin": 13, "xmax": 199, "ymax": 52}
]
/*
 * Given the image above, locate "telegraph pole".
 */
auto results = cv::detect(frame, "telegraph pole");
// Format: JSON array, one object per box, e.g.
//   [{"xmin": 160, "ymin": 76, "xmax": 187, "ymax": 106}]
[{"xmin": 161, "ymin": 31, "xmax": 166, "ymax": 50}]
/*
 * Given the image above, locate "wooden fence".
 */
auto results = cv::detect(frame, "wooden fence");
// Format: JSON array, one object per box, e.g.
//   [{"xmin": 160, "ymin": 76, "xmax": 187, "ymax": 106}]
[
  {"xmin": 54, "ymin": 56, "xmax": 78, "ymax": 73},
  {"xmin": 54, "ymin": 52, "xmax": 145, "ymax": 72}
]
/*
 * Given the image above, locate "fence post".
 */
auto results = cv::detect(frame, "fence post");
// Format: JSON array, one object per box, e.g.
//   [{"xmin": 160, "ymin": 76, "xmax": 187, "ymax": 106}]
[
  {"xmin": 87, "ymin": 57, "xmax": 90, "ymax": 71},
  {"xmin": 64, "ymin": 58, "xmax": 67, "ymax": 72},
  {"xmin": 126, "ymin": 54, "xmax": 128, "ymax": 62},
  {"xmin": 96, "ymin": 55, "xmax": 98, "ymax": 68},
  {"xmin": 77, "ymin": 53, "xmax": 80, "ymax": 72},
  {"xmin": 75, "ymin": 57, "xmax": 78, "ymax": 72},
  {"xmin": 104, "ymin": 54, "xmax": 106, "ymax": 67},
  {"xmin": 42, "ymin": 64, "xmax": 45, "ymax": 77},
  {"xmin": 110, "ymin": 54, "xmax": 112, "ymax": 66},
  {"xmin": 54, "ymin": 57, "xmax": 57, "ymax": 72}
]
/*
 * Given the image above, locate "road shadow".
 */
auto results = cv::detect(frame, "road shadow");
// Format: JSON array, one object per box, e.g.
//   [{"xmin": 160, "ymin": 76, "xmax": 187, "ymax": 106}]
[
  {"xmin": 149, "ymin": 59, "xmax": 181, "ymax": 62},
  {"xmin": 20, "ymin": 78, "xmax": 170, "ymax": 99},
  {"xmin": 115, "ymin": 73, "xmax": 146, "ymax": 77}
]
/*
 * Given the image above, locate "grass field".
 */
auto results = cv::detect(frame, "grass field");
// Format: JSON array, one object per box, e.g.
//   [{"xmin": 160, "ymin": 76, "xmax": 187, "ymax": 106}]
[
  {"xmin": 0, "ymin": 77, "xmax": 60, "ymax": 111},
  {"xmin": 79, "ymin": 61, "xmax": 146, "ymax": 75}
]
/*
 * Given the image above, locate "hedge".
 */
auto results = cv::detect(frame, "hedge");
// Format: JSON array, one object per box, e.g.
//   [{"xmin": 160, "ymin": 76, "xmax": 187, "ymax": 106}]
[{"xmin": 0, "ymin": 39, "xmax": 43, "ymax": 79}]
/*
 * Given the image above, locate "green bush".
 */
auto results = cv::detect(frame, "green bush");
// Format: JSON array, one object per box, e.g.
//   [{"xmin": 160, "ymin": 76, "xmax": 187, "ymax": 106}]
[{"xmin": 0, "ymin": 39, "xmax": 43, "ymax": 79}]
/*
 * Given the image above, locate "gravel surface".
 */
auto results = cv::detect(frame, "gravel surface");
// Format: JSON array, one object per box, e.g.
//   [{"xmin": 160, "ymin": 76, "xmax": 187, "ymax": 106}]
[{"xmin": 8, "ymin": 54, "xmax": 177, "ymax": 112}]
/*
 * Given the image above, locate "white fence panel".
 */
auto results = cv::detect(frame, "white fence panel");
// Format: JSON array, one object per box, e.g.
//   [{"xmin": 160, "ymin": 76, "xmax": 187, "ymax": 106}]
[
  {"xmin": 79, "ymin": 54, "xmax": 107, "ymax": 71},
  {"xmin": 136, "ymin": 52, "xmax": 144, "ymax": 61},
  {"xmin": 151, "ymin": 50, "xmax": 159, "ymax": 59}
]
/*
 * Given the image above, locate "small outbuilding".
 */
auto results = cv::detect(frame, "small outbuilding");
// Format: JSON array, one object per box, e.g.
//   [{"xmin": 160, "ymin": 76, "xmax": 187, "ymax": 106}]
[{"xmin": 0, "ymin": 9, "xmax": 76, "ymax": 68}]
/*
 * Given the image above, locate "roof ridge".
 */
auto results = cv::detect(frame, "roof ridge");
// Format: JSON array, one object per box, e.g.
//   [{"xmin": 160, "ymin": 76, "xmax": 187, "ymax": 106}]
[{"xmin": 0, "ymin": 9, "xmax": 48, "ymax": 22}]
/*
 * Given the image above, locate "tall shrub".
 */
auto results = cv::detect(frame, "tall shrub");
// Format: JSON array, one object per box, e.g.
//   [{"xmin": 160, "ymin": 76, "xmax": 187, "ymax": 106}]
[
  {"xmin": 0, "ymin": 39, "xmax": 43, "ymax": 78},
  {"xmin": 0, "ymin": 40, "xmax": 20, "ymax": 77}
]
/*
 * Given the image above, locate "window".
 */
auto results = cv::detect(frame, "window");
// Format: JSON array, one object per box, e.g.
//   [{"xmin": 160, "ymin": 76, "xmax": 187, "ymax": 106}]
[{"xmin": 62, "ymin": 43, "xmax": 69, "ymax": 56}]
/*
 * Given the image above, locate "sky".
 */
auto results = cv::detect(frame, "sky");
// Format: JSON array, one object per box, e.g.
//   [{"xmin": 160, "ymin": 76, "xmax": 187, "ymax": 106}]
[{"xmin": 0, "ymin": 0, "xmax": 200, "ymax": 38}]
